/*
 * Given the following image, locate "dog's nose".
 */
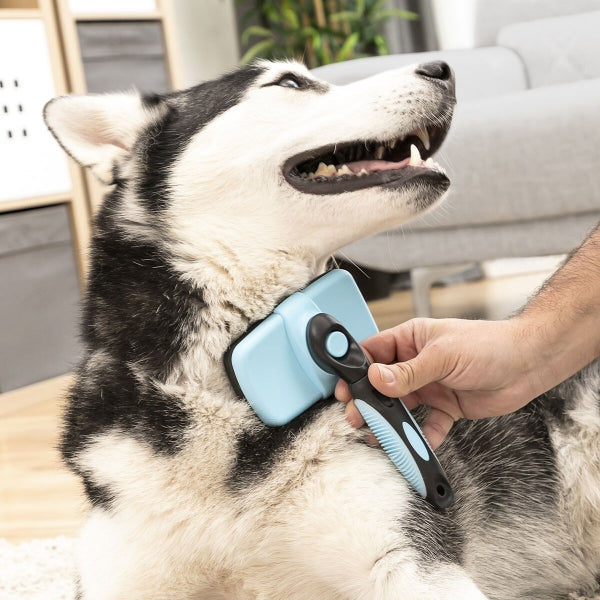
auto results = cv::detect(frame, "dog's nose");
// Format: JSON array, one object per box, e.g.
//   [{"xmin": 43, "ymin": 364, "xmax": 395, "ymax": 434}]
[
  {"xmin": 415, "ymin": 60, "xmax": 455, "ymax": 96},
  {"xmin": 415, "ymin": 60, "xmax": 453, "ymax": 82}
]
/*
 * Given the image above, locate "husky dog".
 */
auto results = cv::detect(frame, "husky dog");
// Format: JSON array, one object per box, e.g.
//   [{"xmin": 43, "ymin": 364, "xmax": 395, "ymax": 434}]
[{"xmin": 45, "ymin": 60, "xmax": 600, "ymax": 600}]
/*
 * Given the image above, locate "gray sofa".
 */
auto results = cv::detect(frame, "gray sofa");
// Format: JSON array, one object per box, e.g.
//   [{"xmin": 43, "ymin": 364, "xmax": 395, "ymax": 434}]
[{"xmin": 313, "ymin": 2, "xmax": 600, "ymax": 316}]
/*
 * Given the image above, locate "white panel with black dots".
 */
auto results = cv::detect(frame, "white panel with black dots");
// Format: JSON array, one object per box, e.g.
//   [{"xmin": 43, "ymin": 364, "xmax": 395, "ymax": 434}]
[{"xmin": 0, "ymin": 19, "xmax": 71, "ymax": 202}]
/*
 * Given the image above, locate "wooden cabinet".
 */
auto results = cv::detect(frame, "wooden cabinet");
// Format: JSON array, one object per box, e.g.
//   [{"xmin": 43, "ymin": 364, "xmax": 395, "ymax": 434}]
[
  {"xmin": 0, "ymin": 0, "xmax": 89, "ymax": 411},
  {"xmin": 0, "ymin": 0, "xmax": 239, "ymax": 410}
]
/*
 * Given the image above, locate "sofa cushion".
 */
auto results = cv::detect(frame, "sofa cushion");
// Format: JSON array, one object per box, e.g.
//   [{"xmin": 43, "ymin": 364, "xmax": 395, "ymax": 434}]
[
  {"xmin": 466, "ymin": 0, "xmax": 600, "ymax": 47},
  {"xmin": 497, "ymin": 11, "xmax": 600, "ymax": 87},
  {"xmin": 338, "ymin": 212, "xmax": 600, "ymax": 272},
  {"xmin": 312, "ymin": 47, "xmax": 527, "ymax": 102},
  {"xmin": 403, "ymin": 78, "xmax": 600, "ymax": 231}
]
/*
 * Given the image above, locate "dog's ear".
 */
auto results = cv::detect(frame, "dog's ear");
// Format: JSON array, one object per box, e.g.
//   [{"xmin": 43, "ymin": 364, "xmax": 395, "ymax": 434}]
[{"xmin": 44, "ymin": 92, "xmax": 163, "ymax": 184}]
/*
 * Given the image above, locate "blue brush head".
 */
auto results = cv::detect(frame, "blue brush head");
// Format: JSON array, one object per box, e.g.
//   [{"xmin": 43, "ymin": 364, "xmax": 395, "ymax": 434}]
[{"xmin": 225, "ymin": 269, "xmax": 378, "ymax": 425}]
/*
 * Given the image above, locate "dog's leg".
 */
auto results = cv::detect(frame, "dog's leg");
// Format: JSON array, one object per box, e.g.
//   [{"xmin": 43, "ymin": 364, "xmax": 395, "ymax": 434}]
[
  {"xmin": 302, "ymin": 548, "xmax": 489, "ymax": 600},
  {"xmin": 76, "ymin": 509, "xmax": 220, "ymax": 600},
  {"xmin": 366, "ymin": 557, "xmax": 489, "ymax": 600},
  {"xmin": 247, "ymin": 446, "xmax": 490, "ymax": 600}
]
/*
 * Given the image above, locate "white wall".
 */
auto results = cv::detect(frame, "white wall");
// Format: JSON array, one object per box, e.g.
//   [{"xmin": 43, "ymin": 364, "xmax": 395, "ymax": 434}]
[
  {"xmin": 430, "ymin": 0, "xmax": 478, "ymax": 49},
  {"xmin": 172, "ymin": 0, "xmax": 240, "ymax": 87}
]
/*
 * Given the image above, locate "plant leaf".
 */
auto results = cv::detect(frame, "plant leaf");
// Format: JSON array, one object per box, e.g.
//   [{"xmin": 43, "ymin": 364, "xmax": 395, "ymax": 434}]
[
  {"xmin": 330, "ymin": 10, "xmax": 358, "ymax": 23},
  {"xmin": 374, "ymin": 9, "xmax": 419, "ymax": 22},
  {"xmin": 240, "ymin": 39, "xmax": 276, "ymax": 64},
  {"xmin": 282, "ymin": 7, "xmax": 300, "ymax": 30},
  {"xmin": 336, "ymin": 31, "xmax": 360, "ymax": 62},
  {"xmin": 373, "ymin": 34, "xmax": 388, "ymax": 55},
  {"xmin": 241, "ymin": 25, "xmax": 274, "ymax": 46}
]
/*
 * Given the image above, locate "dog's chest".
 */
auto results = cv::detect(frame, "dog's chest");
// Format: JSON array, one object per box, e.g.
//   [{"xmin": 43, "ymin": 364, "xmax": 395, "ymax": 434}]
[{"xmin": 552, "ymin": 416, "xmax": 600, "ymax": 566}]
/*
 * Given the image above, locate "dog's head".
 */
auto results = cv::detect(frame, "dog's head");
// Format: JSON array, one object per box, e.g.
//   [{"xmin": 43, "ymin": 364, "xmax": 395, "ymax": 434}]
[{"xmin": 45, "ymin": 59, "xmax": 454, "ymax": 281}]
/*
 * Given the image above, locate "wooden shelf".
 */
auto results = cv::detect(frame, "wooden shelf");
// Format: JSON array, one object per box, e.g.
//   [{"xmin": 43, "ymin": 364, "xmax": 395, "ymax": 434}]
[
  {"xmin": 0, "ymin": 8, "xmax": 40, "ymax": 17},
  {"xmin": 0, "ymin": 0, "xmax": 90, "ymax": 406},
  {"xmin": 72, "ymin": 11, "xmax": 161, "ymax": 21},
  {"xmin": 0, "ymin": 0, "xmax": 38, "ymax": 9},
  {"xmin": 0, "ymin": 192, "xmax": 72, "ymax": 214}
]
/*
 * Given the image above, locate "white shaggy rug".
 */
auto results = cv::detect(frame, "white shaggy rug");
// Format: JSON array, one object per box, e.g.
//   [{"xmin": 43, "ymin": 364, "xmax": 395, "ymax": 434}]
[
  {"xmin": 0, "ymin": 536, "xmax": 598, "ymax": 599},
  {"xmin": 0, "ymin": 537, "xmax": 77, "ymax": 600}
]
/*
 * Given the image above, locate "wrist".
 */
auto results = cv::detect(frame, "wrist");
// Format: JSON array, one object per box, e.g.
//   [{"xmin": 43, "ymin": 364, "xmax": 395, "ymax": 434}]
[{"xmin": 508, "ymin": 308, "xmax": 599, "ymax": 398}]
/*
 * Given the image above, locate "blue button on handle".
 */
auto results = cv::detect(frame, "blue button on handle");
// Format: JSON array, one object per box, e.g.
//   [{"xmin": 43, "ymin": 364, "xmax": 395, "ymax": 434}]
[{"xmin": 325, "ymin": 331, "xmax": 349, "ymax": 358}]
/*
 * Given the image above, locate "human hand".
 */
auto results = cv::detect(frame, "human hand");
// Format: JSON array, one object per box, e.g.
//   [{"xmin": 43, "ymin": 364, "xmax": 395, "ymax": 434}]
[{"xmin": 335, "ymin": 317, "xmax": 546, "ymax": 449}]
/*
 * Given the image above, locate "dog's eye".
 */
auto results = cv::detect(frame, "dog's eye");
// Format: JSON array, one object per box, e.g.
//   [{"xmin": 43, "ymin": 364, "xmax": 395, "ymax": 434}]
[{"xmin": 277, "ymin": 75, "xmax": 302, "ymax": 89}]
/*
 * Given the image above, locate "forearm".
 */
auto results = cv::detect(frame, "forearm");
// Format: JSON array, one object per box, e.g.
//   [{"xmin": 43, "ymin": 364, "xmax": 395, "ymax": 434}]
[{"xmin": 513, "ymin": 223, "xmax": 600, "ymax": 392}]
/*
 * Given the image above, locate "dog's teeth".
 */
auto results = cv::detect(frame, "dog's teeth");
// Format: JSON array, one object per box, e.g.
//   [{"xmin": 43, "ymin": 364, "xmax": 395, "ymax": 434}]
[
  {"xmin": 409, "ymin": 144, "xmax": 422, "ymax": 166},
  {"xmin": 315, "ymin": 162, "xmax": 329, "ymax": 176},
  {"xmin": 415, "ymin": 127, "xmax": 430, "ymax": 151},
  {"xmin": 358, "ymin": 169, "xmax": 368, "ymax": 177},
  {"xmin": 423, "ymin": 157, "xmax": 446, "ymax": 174},
  {"xmin": 375, "ymin": 146, "xmax": 385, "ymax": 160},
  {"xmin": 338, "ymin": 164, "xmax": 352, "ymax": 176},
  {"xmin": 314, "ymin": 162, "xmax": 337, "ymax": 177},
  {"xmin": 389, "ymin": 140, "xmax": 397, "ymax": 149}
]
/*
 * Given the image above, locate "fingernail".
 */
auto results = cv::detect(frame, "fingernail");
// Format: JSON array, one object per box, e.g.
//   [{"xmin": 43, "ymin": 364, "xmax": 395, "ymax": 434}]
[{"xmin": 378, "ymin": 365, "xmax": 395, "ymax": 384}]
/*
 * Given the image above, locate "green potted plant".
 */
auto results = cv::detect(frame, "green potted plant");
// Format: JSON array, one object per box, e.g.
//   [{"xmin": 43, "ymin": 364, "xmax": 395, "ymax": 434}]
[{"xmin": 239, "ymin": 0, "xmax": 418, "ymax": 68}]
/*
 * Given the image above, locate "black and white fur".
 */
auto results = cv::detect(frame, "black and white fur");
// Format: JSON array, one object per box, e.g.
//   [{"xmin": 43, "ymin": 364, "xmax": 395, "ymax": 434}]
[{"xmin": 44, "ymin": 60, "xmax": 600, "ymax": 599}]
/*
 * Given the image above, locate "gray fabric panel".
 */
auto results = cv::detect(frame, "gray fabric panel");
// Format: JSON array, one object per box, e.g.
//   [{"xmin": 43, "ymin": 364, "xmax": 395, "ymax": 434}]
[
  {"xmin": 0, "ymin": 206, "xmax": 82, "ymax": 392},
  {"xmin": 471, "ymin": 0, "xmax": 600, "ymax": 47},
  {"xmin": 337, "ymin": 213, "xmax": 600, "ymax": 272},
  {"xmin": 497, "ymin": 11, "xmax": 600, "ymax": 87},
  {"xmin": 312, "ymin": 47, "xmax": 527, "ymax": 102},
  {"xmin": 407, "ymin": 78, "xmax": 600, "ymax": 230},
  {"xmin": 0, "ymin": 204, "xmax": 72, "ymax": 256},
  {"xmin": 78, "ymin": 20, "xmax": 165, "ymax": 58},
  {"xmin": 77, "ymin": 21, "xmax": 170, "ymax": 93}
]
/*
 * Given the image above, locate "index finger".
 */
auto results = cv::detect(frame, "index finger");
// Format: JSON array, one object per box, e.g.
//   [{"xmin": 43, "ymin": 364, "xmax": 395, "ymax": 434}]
[{"xmin": 360, "ymin": 323, "xmax": 418, "ymax": 365}]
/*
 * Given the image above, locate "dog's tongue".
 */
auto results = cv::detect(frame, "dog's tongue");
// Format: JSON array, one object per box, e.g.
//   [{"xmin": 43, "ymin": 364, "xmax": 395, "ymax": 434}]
[
  {"xmin": 346, "ymin": 144, "xmax": 425, "ymax": 174},
  {"xmin": 347, "ymin": 157, "xmax": 410, "ymax": 174}
]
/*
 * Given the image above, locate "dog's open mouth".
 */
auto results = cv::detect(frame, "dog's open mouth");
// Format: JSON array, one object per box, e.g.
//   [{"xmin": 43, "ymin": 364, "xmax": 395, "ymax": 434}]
[{"xmin": 283, "ymin": 122, "xmax": 450, "ymax": 195}]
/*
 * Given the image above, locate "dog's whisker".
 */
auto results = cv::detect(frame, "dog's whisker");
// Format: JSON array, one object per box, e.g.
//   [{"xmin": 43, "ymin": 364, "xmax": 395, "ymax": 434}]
[{"xmin": 336, "ymin": 251, "xmax": 371, "ymax": 280}]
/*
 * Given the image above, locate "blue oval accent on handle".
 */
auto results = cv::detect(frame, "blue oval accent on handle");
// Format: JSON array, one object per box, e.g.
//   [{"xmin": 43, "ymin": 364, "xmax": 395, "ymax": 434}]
[
  {"xmin": 402, "ymin": 422, "xmax": 430, "ymax": 462},
  {"xmin": 355, "ymin": 399, "xmax": 427, "ymax": 498}
]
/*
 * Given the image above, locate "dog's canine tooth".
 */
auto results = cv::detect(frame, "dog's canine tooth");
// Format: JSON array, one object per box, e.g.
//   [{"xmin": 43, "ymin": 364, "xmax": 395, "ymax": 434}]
[
  {"xmin": 415, "ymin": 127, "xmax": 430, "ymax": 150},
  {"xmin": 315, "ymin": 162, "xmax": 328, "ymax": 176},
  {"xmin": 375, "ymin": 146, "xmax": 385, "ymax": 160},
  {"xmin": 409, "ymin": 143, "xmax": 422, "ymax": 166}
]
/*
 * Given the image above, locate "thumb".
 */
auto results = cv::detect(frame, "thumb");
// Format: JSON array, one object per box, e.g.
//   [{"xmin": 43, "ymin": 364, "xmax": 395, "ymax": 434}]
[{"xmin": 368, "ymin": 353, "xmax": 441, "ymax": 398}]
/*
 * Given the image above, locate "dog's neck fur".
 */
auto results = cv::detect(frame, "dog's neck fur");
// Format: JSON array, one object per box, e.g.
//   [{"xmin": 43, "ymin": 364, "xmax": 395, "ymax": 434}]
[{"xmin": 90, "ymin": 191, "xmax": 326, "ymax": 395}]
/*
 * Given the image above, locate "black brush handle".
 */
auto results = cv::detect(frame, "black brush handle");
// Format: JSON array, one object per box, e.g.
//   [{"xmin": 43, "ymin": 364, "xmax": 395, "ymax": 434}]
[{"xmin": 306, "ymin": 313, "xmax": 454, "ymax": 509}]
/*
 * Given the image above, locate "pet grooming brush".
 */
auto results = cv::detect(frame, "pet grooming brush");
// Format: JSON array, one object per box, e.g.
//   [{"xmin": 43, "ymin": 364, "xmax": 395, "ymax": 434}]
[{"xmin": 225, "ymin": 269, "xmax": 453, "ymax": 509}]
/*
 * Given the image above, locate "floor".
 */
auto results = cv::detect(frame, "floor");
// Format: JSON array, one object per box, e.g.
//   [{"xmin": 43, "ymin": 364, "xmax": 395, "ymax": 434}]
[{"xmin": 0, "ymin": 260, "xmax": 558, "ymax": 543}]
